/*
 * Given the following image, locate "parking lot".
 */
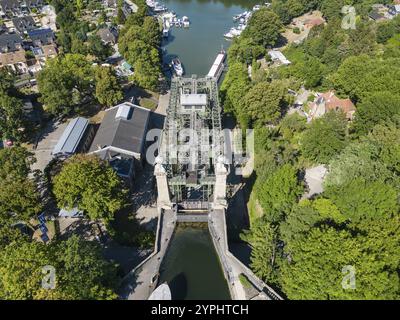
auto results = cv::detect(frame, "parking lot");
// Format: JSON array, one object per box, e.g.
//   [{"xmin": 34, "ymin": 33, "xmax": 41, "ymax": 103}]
[{"xmin": 31, "ymin": 120, "xmax": 68, "ymax": 172}]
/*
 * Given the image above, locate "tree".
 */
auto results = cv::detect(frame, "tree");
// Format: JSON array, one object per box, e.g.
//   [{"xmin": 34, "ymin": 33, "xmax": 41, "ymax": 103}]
[
  {"xmin": 241, "ymin": 218, "xmax": 280, "ymax": 284},
  {"xmin": 353, "ymin": 92, "xmax": 400, "ymax": 136},
  {"xmin": 88, "ymin": 34, "xmax": 111, "ymax": 61},
  {"xmin": 220, "ymin": 61, "xmax": 251, "ymax": 128},
  {"xmin": 242, "ymin": 8, "xmax": 283, "ymax": 47},
  {"xmin": 0, "ymin": 94, "xmax": 25, "ymax": 142},
  {"xmin": 325, "ymin": 178, "xmax": 399, "ymax": 225},
  {"xmin": 0, "ymin": 147, "xmax": 41, "ymax": 226},
  {"xmin": 256, "ymin": 164, "xmax": 304, "ymax": 223},
  {"xmin": 0, "ymin": 235, "xmax": 118, "ymax": 299},
  {"xmin": 94, "ymin": 66, "xmax": 123, "ymax": 107},
  {"xmin": 281, "ymin": 225, "xmax": 400, "ymax": 300},
  {"xmin": 325, "ymin": 140, "xmax": 394, "ymax": 189},
  {"xmin": 301, "ymin": 111, "xmax": 347, "ymax": 164},
  {"xmin": 243, "ymin": 81, "xmax": 288, "ymax": 125},
  {"xmin": 0, "ymin": 178, "xmax": 42, "ymax": 225},
  {"xmin": 37, "ymin": 54, "xmax": 93, "ymax": 116},
  {"xmin": 0, "ymin": 146, "xmax": 35, "ymax": 180},
  {"xmin": 53, "ymin": 154, "xmax": 128, "ymax": 223}
]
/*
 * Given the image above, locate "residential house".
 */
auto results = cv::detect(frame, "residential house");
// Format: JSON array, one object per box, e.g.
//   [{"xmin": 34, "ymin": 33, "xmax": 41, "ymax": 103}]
[
  {"xmin": 12, "ymin": 16, "xmax": 36, "ymax": 34},
  {"xmin": 268, "ymin": 50, "xmax": 291, "ymax": 66},
  {"xmin": 308, "ymin": 91, "xmax": 356, "ymax": 121},
  {"xmin": 0, "ymin": 49, "xmax": 28, "ymax": 74},
  {"xmin": 369, "ymin": 10, "xmax": 386, "ymax": 21},
  {"xmin": 388, "ymin": 4, "xmax": 400, "ymax": 16},
  {"xmin": 28, "ymin": 28, "xmax": 54, "ymax": 47},
  {"xmin": 97, "ymin": 26, "xmax": 118, "ymax": 45},
  {"xmin": 31, "ymin": 43, "xmax": 57, "ymax": 70},
  {"xmin": 89, "ymin": 102, "xmax": 151, "ymax": 184},
  {"xmin": 0, "ymin": 33, "xmax": 23, "ymax": 53},
  {"xmin": 0, "ymin": 0, "xmax": 21, "ymax": 17}
]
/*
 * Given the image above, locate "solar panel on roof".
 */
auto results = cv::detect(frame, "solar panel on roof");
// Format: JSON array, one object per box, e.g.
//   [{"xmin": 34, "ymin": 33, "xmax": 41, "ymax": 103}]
[{"xmin": 41, "ymin": 233, "xmax": 49, "ymax": 243}]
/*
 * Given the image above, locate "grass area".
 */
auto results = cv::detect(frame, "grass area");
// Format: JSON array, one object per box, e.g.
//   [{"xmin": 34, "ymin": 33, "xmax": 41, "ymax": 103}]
[
  {"xmin": 239, "ymin": 274, "xmax": 253, "ymax": 289},
  {"xmin": 139, "ymin": 98, "xmax": 158, "ymax": 110},
  {"xmin": 247, "ymin": 192, "xmax": 264, "ymax": 226}
]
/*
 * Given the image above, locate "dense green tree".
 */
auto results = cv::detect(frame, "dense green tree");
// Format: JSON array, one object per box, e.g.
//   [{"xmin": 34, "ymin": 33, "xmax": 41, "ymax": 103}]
[
  {"xmin": 0, "ymin": 94, "xmax": 25, "ymax": 141},
  {"xmin": 94, "ymin": 66, "xmax": 123, "ymax": 107},
  {"xmin": 301, "ymin": 111, "xmax": 348, "ymax": 164},
  {"xmin": 88, "ymin": 34, "xmax": 111, "ymax": 61},
  {"xmin": 353, "ymin": 92, "xmax": 400, "ymax": 136},
  {"xmin": 324, "ymin": 140, "xmax": 394, "ymax": 188},
  {"xmin": 241, "ymin": 218, "xmax": 280, "ymax": 284},
  {"xmin": 242, "ymin": 8, "xmax": 283, "ymax": 47},
  {"xmin": 0, "ymin": 147, "xmax": 35, "ymax": 180},
  {"xmin": 37, "ymin": 54, "xmax": 93, "ymax": 116},
  {"xmin": 0, "ymin": 235, "xmax": 118, "ymax": 299},
  {"xmin": 326, "ymin": 178, "xmax": 399, "ymax": 224},
  {"xmin": 333, "ymin": 55, "xmax": 400, "ymax": 102},
  {"xmin": 243, "ymin": 81, "xmax": 288, "ymax": 125},
  {"xmin": 220, "ymin": 61, "xmax": 251, "ymax": 128},
  {"xmin": 281, "ymin": 225, "xmax": 400, "ymax": 300},
  {"xmin": 257, "ymin": 164, "xmax": 304, "ymax": 223},
  {"xmin": 53, "ymin": 154, "xmax": 128, "ymax": 223}
]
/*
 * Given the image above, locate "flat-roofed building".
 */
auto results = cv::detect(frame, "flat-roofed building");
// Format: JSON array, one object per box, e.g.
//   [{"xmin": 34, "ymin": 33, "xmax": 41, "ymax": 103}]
[
  {"xmin": 180, "ymin": 93, "xmax": 207, "ymax": 113},
  {"xmin": 52, "ymin": 117, "xmax": 94, "ymax": 157}
]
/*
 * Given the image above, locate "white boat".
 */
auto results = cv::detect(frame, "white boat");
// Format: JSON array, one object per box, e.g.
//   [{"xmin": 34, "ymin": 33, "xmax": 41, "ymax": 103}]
[
  {"xmin": 253, "ymin": 5, "xmax": 261, "ymax": 11},
  {"xmin": 171, "ymin": 58, "xmax": 184, "ymax": 76},
  {"xmin": 182, "ymin": 16, "xmax": 190, "ymax": 27},
  {"xmin": 162, "ymin": 28, "xmax": 169, "ymax": 38},
  {"xmin": 207, "ymin": 49, "xmax": 226, "ymax": 81},
  {"xmin": 148, "ymin": 283, "xmax": 172, "ymax": 300}
]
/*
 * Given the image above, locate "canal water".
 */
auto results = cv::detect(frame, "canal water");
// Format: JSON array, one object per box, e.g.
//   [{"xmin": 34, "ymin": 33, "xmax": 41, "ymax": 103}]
[
  {"xmin": 158, "ymin": 225, "xmax": 231, "ymax": 300},
  {"xmin": 162, "ymin": 0, "xmax": 259, "ymax": 76}
]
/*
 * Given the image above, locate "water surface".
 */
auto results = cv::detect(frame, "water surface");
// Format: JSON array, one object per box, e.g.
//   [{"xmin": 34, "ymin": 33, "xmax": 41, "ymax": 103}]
[
  {"xmin": 158, "ymin": 226, "xmax": 231, "ymax": 300},
  {"xmin": 162, "ymin": 0, "xmax": 259, "ymax": 76}
]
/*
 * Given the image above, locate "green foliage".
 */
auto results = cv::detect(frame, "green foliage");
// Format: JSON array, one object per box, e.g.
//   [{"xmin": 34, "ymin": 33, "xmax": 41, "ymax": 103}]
[
  {"xmin": 94, "ymin": 66, "xmax": 123, "ymax": 107},
  {"xmin": 53, "ymin": 154, "xmax": 128, "ymax": 223},
  {"xmin": 241, "ymin": 218, "xmax": 280, "ymax": 284},
  {"xmin": 353, "ymin": 91, "xmax": 400, "ymax": 136},
  {"xmin": 301, "ymin": 111, "xmax": 348, "ymax": 164},
  {"xmin": 0, "ymin": 235, "xmax": 118, "ymax": 299},
  {"xmin": 243, "ymin": 81, "xmax": 289, "ymax": 125},
  {"xmin": 37, "ymin": 54, "xmax": 93, "ymax": 116},
  {"xmin": 256, "ymin": 164, "xmax": 304, "ymax": 223},
  {"xmin": 118, "ymin": 12, "xmax": 161, "ymax": 91},
  {"xmin": 0, "ymin": 147, "xmax": 41, "ymax": 226},
  {"xmin": 325, "ymin": 178, "xmax": 399, "ymax": 224},
  {"xmin": 242, "ymin": 8, "xmax": 283, "ymax": 48},
  {"xmin": 220, "ymin": 61, "xmax": 251, "ymax": 128},
  {"xmin": 325, "ymin": 140, "xmax": 394, "ymax": 189},
  {"xmin": 333, "ymin": 55, "xmax": 400, "ymax": 102}
]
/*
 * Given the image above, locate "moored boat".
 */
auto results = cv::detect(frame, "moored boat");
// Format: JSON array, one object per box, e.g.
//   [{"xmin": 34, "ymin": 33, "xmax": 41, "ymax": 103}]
[{"xmin": 171, "ymin": 58, "xmax": 184, "ymax": 76}]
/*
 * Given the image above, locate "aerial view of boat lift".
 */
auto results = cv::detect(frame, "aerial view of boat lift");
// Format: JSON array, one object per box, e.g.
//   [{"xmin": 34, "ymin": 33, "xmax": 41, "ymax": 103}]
[{"xmin": 224, "ymin": 2, "xmax": 271, "ymax": 39}]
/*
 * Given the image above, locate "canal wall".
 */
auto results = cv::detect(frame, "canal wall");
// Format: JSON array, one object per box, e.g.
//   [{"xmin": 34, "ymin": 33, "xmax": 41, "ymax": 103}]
[
  {"xmin": 119, "ymin": 208, "xmax": 177, "ymax": 300},
  {"xmin": 208, "ymin": 209, "xmax": 283, "ymax": 300}
]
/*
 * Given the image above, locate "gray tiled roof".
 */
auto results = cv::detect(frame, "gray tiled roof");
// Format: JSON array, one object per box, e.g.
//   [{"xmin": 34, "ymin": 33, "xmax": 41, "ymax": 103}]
[
  {"xmin": 0, "ymin": 33, "xmax": 23, "ymax": 52},
  {"xmin": 89, "ymin": 103, "xmax": 150, "ymax": 155},
  {"xmin": 12, "ymin": 16, "xmax": 36, "ymax": 34}
]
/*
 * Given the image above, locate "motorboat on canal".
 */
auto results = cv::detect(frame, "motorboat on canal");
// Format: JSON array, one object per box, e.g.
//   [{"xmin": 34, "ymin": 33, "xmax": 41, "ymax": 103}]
[{"xmin": 171, "ymin": 58, "xmax": 184, "ymax": 76}]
